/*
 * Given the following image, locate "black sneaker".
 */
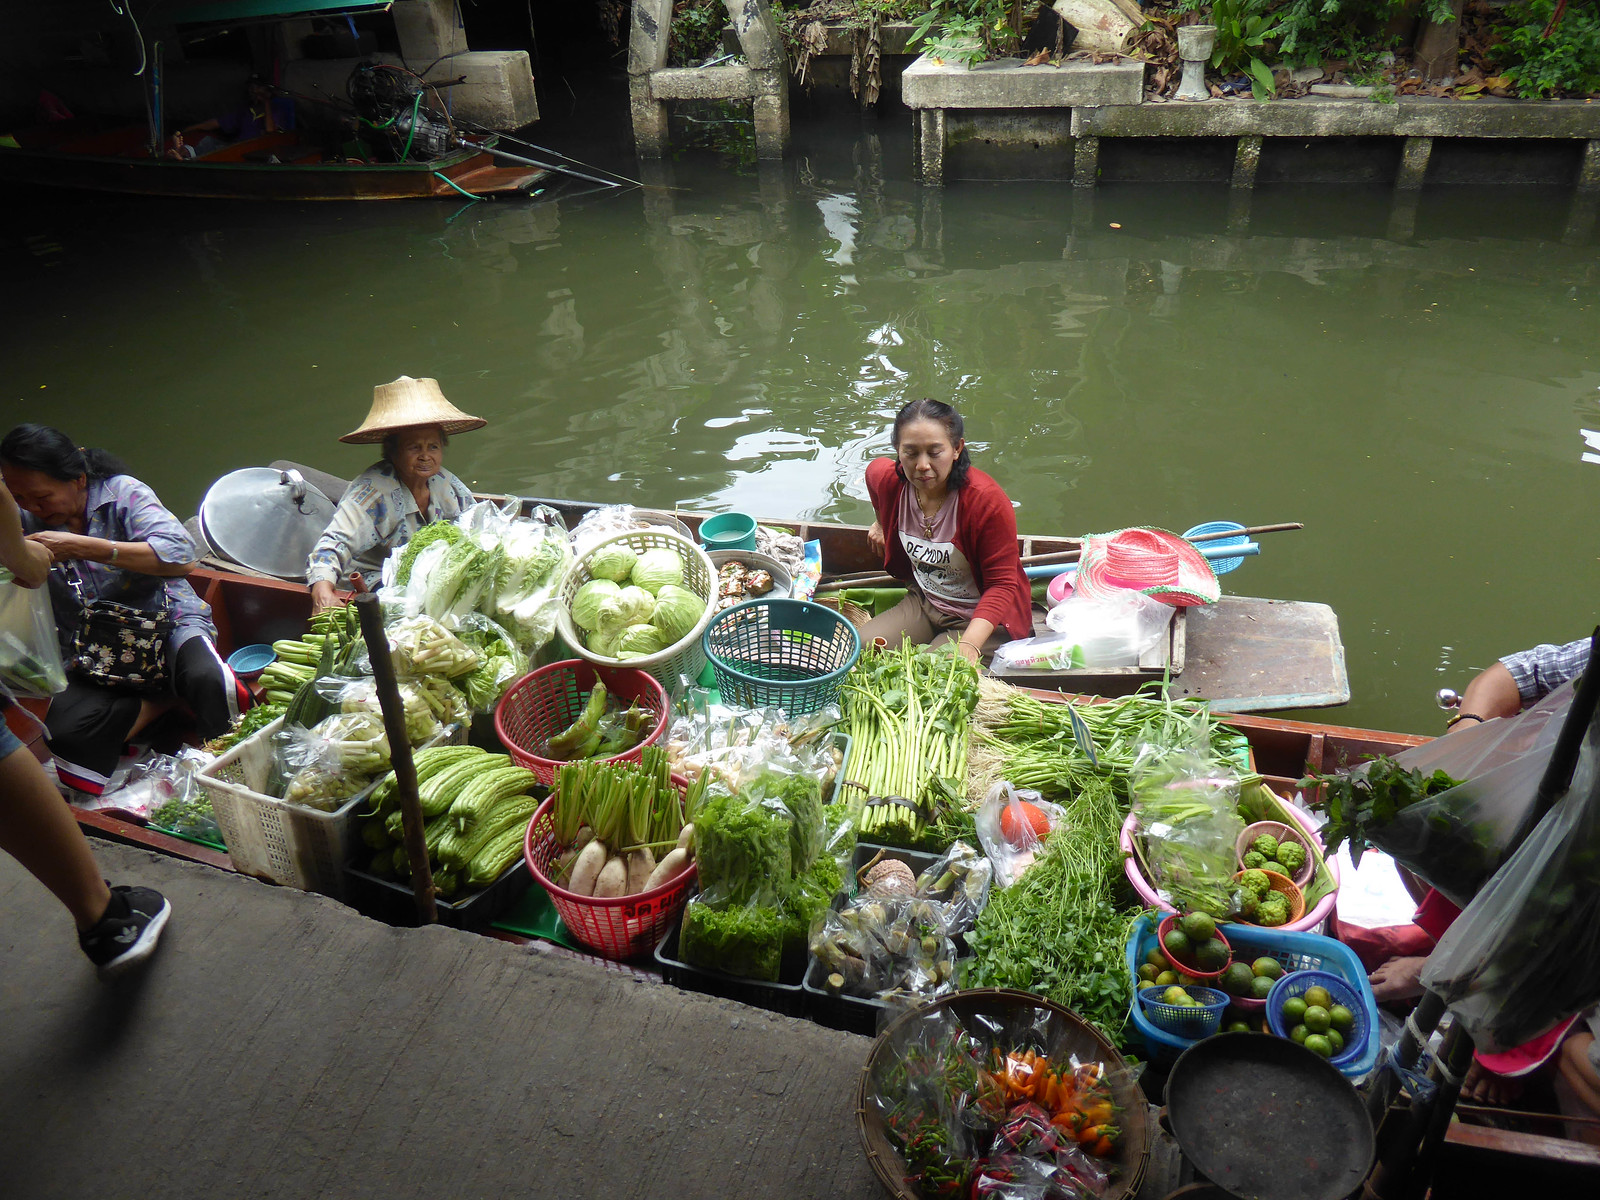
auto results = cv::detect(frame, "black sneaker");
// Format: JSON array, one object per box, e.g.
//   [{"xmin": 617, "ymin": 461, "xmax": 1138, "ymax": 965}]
[{"xmin": 79, "ymin": 885, "xmax": 172, "ymax": 977}]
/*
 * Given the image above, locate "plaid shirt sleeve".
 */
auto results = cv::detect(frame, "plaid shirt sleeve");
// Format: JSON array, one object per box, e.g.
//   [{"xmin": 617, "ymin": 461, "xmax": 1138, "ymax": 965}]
[{"xmin": 1499, "ymin": 638, "xmax": 1592, "ymax": 704}]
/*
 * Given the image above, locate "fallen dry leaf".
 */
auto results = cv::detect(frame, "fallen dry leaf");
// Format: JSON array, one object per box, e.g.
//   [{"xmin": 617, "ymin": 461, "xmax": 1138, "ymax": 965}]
[{"xmin": 1024, "ymin": 48, "xmax": 1050, "ymax": 67}]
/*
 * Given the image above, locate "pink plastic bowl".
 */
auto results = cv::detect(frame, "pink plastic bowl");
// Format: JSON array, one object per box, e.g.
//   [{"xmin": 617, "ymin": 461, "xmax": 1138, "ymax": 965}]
[
  {"xmin": 1046, "ymin": 570, "xmax": 1075, "ymax": 605},
  {"xmin": 1120, "ymin": 801, "xmax": 1338, "ymax": 934}
]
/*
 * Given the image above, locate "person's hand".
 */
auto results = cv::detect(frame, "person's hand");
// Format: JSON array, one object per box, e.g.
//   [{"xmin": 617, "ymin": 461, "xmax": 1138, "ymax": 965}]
[
  {"xmin": 310, "ymin": 581, "xmax": 342, "ymax": 614},
  {"xmin": 26, "ymin": 531, "xmax": 102, "ymax": 564},
  {"xmin": 1368, "ymin": 955, "xmax": 1428, "ymax": 1003},
  {"xmin": 868, "ymin": 520, "xmax": 885, "ymax": 555},
  {"xmin": 955, "ymin": 639, "xmax": 980, "ymax": 664}
]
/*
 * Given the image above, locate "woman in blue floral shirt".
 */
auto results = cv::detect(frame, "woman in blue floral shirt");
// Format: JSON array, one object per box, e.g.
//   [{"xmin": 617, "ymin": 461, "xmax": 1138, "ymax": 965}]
[
  {"xmin": 306, "ymin": 375, "xmax": 484, "ymax": 612},
  {"xmin": 0, "ymin": 424, "xmax": 245, "ymax": 795}
]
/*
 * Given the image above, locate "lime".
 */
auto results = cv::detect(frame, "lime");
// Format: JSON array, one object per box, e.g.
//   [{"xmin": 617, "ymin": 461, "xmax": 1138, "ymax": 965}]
[
  {"xmin": 1163, "ymin": 985, "xmax": 1189, "ymax": 1006},
  {"xmin": 1290, "ymin": 1023, "xmax": 1310, "ymax": 1045},
  {"xmin": 1145, "ymin": 947, "xmax": 1170, "ymax": 970},
  {"xmin": 1303, "ymin": 1005, "xmax": 1331, "ymax": 1034},
  {"xmin": 1164, "ymin": 928, "xmax": 1193, "ymax": 960},
  {"xmin": 1304, "ymin": 1034, "xmax": 1333, "ymax": 1059},
  {"xmin": 1252, "ymin": 957, "xmax": 1284, "ymax": 980},
  {"xmin": 1282, "ymin": 996, "xmax": 1308, "ymax": 1024},
  {"xmin": 1221, "ymin": 963, "xmax": 1256, "ymax": 997},
  {"xmin": 1178, "ymin": 911, "xmax": 1217, "ymax": 943},
  {"xmin": 1326, "ymin": 1028, "xmax": 1345, "ymax": 1054},
  {"xmin": 1138, "ymin": 963, "xmax": 1160, "ymax": 983},
  {"xmin": 1195, "ymin": 937, "xmax": 1231, "ymax": 972},
  {"xmin": 1141, "ymin": 982, "xmax": 1164, "ymax": 992},
  {"xmin": 1155, "ymin": 970, "xmax": 1179, "ymax": 987},
  {"xmin": 1177, "ymin": 973, "xmax": 1201, "ymax": 987},
  {"xmin": 1250, "ymin": 974, "xmax": 1276, "ymax": 1000},
  {"xmin": 1225, "ymin": 1020, "xmax": 1251, "ymax": 1033},
  {"xmin": 1303, "ymin": 985, "xmax": 1333, "ymax": 1011},
  {"xmin": 1328, "ymin": 1004, "xmax": 1355, "ymax": 1033}
]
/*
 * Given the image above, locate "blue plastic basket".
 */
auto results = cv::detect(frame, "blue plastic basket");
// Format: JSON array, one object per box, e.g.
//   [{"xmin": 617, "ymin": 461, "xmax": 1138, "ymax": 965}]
[
  {"xmin": 1182, "ymin": 521, "xmax": 1249, "ymax": 575},
  {"xmin": 1266, "ymin": 969, "xmax": 1371, "ymax": 1069},
  {"xmin": 1138, "ymin": 984, "xmax": 1229, "ymax": 1039},
  {"xmin": 702, "ymin": 599, "xmax": 860, "ymax": 716},
  {"xmin": 1125, "ymin": 913, "xmax": 1381, "ymax": 1080}
]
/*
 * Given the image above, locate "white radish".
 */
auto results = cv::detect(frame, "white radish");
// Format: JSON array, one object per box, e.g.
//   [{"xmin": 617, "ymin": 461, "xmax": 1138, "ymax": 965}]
[
  {"xmin": 645, "ymin": 847, "xmax": 689, "ymax": 892},
  {"xmin": 676, "ymin": 824, "xmax": 694, "ymax": 852},
  {"xmin": 568, "ymin": 840, "xmax": 607, "ymax": 896},
  {"xmin": 593, "ymin": 854, "xmax": 627, "ymax": 898},
  {"xmin": 625, "ymin": 847, "xmax": 656, "ymax": 895},
  {"xmin": 572, "ymin": 824, "xmax": 594, "ymax": 853}
]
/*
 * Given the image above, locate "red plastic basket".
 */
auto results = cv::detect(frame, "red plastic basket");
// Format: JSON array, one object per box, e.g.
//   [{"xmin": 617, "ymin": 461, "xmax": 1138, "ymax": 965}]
[
  {"xmin": 522, "ymin": 792, "xmax": 696, "ymax": 960},
  {"xmin": 494, "ymin": 659, "xmax": 669, "ymax": 787},
  {"xmin": 1155, "ymin": 914, "xmax": 1233, "ymax": 981}
]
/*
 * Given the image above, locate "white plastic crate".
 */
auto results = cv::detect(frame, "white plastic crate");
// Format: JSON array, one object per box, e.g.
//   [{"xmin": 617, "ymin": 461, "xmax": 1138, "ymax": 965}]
[{"xmin": 199, "ymin": 715, "xmax": 458, "ymax": 899}]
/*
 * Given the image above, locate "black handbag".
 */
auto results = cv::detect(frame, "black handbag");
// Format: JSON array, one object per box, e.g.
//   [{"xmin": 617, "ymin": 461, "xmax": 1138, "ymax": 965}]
[{"xmin": 61, "ymin": 566, "xmax": 173, "ymax": 691}]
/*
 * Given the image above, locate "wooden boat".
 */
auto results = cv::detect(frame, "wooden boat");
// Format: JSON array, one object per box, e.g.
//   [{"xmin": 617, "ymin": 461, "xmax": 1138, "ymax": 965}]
[
  {"xmin": 197, "ymin": 467, "xmax": 1348, "ymax": 714},
  {"xmin": 0, "ymin": 123, "xmax": 547, "ymax": 201}
]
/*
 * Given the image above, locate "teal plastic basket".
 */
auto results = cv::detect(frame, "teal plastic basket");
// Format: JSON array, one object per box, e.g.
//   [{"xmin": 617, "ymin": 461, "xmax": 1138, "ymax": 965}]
[{"xmin": 702, "ymin": 599, "xmax": 860, "ymax": 716}]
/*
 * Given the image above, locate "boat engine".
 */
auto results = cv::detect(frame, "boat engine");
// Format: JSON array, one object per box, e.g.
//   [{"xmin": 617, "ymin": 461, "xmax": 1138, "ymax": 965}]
[{"xmin": 347, "ymin": 61, "xmax": 453, "ymax": 162}]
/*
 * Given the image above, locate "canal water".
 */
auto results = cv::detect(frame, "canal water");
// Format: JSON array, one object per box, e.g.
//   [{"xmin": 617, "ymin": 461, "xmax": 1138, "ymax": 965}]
[{"xmin": 4, "ymin": 122, "xmax": 1599, "ymax": 736}]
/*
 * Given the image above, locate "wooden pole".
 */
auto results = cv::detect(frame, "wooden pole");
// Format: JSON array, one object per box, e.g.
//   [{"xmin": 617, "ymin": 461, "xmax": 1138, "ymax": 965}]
[
  {"xmin": 353, "ymin": 593, "xmax": 436, "ymax": 925},
  {"xmin": 815, "ymin": 522, "xmax": 1305, "ymax": 593}
]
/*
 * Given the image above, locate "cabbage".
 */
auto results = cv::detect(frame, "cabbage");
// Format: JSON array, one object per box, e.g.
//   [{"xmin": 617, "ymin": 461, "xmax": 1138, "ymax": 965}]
[
  {"xmin": 571, "ymin": 578, "xmax": 622, "ymax": 633},
  {"xmin": 616, "ymin": 623, "xmax": 667, "ymax": 657},
  {"xmin": 588, "ymin": 628, "xmax": 622, "ymax": 657},
  {"xmin": 595, "ymin": 585, "xmax": 654, "ymax": 638},
  {"xmin": 651, "ymin": 584, "xmax": 704, "ymax": 646},
  {"xmin": 587, "ymin": 543, "xmax": 637, "ymax": 583},
  {"xmin": 630, "ymin": 548, "xmax": 685, "ymax": 595}
]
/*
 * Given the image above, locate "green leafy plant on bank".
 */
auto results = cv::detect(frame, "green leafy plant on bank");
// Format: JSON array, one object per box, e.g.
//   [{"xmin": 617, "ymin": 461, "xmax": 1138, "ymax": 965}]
[
  {"xmin": 1499, "ymin": 0, "xmax": 1600, "ymax": 98},
  {"xmin": 1208, "ymin": 0, "xmax": 1282, "ymax": 98},
  {"xmin": 667, "ymin": 0, "xmax": 732, "ymax": 67},
  {"xmin": 908, "ymin": 0, "xmax": 1025, "ymax": 68},
  {"xmin": 1272, "ymin": 0, "xmax": 1455, "ymax": 65}
]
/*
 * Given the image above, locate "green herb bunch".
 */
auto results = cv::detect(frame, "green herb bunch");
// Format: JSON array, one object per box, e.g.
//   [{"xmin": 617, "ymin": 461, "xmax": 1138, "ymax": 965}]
[{"xmin": 1500, "ymin": 0, "xmax": 1600, "ymax": 99}]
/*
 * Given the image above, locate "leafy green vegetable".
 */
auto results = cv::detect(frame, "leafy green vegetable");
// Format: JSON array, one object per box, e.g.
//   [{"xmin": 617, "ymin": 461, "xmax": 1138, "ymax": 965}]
[
  {"xmin": 571, "ymin": 579, "xmax": 622, "ymax": 633},
  {"xmin": 962, "ymin": 775, "xmax": 1136, "ymax": 1046},
  {"xmin": 1303, "ymin": 756, "xmax": 1462, "ymax": 867},
  {"xmin": 630, "ymin": 548, "xmax": 685, "ymax": 595},
  {"xmin": 587, "ymin": 543, "xmax": 637, "ymax": 583},
  {"xmin": 422, "ymin": 538, "xmax": 504, "ymax": 621},
  {"xmin": 395, "ymin": 520, "xmax": 464, "ymax": 586},
  {"xmin": 650, "ymin": 583, "xmax": 704, "ymax": 646},
  {"xmin": 692, "ymin": 787, "xmax": 793, "ymax": 906},
  {"xmin": 615, "ymin": 622, "xmax": 667, "ymax": 657},
  {"xmin": 680, "ymin": 896, "xmax": 785, "ymax": 981},
  {"xmin": 203, "ymin": 702, "xmax": 286, "ymax": 755}
]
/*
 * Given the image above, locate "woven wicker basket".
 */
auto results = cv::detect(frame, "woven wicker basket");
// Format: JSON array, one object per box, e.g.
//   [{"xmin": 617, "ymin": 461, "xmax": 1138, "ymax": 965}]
[{"xmin": 556, "ymin": 528, "xmax": 717, "ymax": 694}]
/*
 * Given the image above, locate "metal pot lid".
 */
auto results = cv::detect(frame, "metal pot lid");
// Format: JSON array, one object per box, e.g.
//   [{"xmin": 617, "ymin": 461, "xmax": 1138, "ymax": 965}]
[{"xmin": 199, "ymin": 467, "xmax": 336, "ymax": 581}]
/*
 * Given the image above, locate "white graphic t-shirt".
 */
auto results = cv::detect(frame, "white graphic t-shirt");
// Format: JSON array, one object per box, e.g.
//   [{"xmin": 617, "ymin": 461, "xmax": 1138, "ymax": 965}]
[{"xmin": 897, "ymin": 488, "xmax": 980, "ymax": 619}]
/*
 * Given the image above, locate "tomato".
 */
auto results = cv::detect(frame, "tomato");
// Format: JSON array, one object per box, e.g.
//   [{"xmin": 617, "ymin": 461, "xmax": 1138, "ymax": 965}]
[{"xmin": 1000, "ymin": 800, "xmax": 1051, "ymax": 845}]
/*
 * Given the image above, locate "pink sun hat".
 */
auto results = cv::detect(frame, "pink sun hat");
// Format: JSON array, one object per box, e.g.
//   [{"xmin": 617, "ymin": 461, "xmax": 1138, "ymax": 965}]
[{"xmin": 1073, "ymin": 527, "xmax": 1221, "ymax": 606}]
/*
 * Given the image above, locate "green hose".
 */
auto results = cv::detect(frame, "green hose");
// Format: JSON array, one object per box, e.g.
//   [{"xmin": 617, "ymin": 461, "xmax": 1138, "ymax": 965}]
[{"xmin": 433, "ymin": 171, "xmax": 483, "ymax": 200}]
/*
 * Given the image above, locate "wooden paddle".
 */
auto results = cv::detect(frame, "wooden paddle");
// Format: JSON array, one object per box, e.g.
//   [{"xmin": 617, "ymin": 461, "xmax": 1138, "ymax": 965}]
[{"xmin": 815, "ymin": 522, "xmax": 1304, "ymax": 594}]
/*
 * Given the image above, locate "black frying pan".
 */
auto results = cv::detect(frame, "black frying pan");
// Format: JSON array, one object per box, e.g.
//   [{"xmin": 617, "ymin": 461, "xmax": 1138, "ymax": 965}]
[{"xmin": 1164, "ymin": 1033, "xmax": 1375, "ymax": 1200}]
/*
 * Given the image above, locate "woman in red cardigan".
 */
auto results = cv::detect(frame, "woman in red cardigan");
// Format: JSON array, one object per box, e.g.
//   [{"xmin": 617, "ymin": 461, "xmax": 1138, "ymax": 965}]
[{"xmin": 860, "ymin": 399, "xmax": 1033, "ymax": 662}]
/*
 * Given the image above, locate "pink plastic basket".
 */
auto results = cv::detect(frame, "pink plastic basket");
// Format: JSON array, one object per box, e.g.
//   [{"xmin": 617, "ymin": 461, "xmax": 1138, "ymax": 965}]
[{"xmin": 1120, "ymin": 800, "xmax": 1339, "ymax": 934}]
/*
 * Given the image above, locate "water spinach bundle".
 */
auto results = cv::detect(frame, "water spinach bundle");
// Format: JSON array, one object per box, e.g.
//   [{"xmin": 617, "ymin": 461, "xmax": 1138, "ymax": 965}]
[{"xmin": 842, "ymin": 641, "xmax": 979, "ymax": 846}]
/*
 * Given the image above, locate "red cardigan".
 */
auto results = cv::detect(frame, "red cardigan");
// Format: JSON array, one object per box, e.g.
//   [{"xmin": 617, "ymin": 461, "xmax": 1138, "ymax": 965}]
[{"xmin": 865, "ymin": 458, "xmax": 1033, "ymax": 640}]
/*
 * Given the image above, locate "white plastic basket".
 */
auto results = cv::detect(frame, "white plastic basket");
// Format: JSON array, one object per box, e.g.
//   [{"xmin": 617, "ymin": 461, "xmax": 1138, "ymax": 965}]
[
  {"xmin": 556, "ymin": 528, "xmax": 717, "ymax": 695},
  {"xmin": 198, "ymin": 715, "xmax": 458, "ymax": 899}
]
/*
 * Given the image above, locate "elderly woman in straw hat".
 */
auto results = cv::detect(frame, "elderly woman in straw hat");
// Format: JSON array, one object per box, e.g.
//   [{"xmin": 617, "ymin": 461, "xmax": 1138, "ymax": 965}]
[{"xmin": 306, "ymin": 376, "xmax": 485, "ymax": 613}]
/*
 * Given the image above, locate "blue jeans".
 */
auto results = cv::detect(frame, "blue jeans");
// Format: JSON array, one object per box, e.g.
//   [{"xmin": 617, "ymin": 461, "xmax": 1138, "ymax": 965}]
[{"xmin": 0, "ymin": 706, "xmax": 24, "ymax": 760}]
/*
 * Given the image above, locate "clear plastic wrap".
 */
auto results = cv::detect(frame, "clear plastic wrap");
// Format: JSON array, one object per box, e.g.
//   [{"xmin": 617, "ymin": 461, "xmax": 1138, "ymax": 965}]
[
  {"xmin": 0, "ymin": 570, "xmax": 67, "ymax": 697},
  {"xmin": 915, "ymin": 839, "xmax": 995, "ymax": 932},
  {"xmin": 1129, "ymin": 743, "xmax": 1246, "ymax": 919},
  {"xmin": 690, "ymin": 782, "xmax": 795, "ymax": 908},
  {"xmin": 387, "ymin": 614, "xmax": 480, "ymax": 678},
  {"xmin": 664, "ymin": 695, "xmax": 844, "ymax": 799},
  {"xmin": 273, "ymin": 712, "xmax": 388, "ymax": 811},
  {"xmin": 1420, "ymin": 701, "xmax": 1600, "ymax": 1053},
  {"xmin": 975, "ymin": 781, "xmax": 1065, "ymax": 888},
  {"xmin": 491, "ymin": 519, "xmax": 571, "ymax": 653},
  {"xmin": 142, "ymin": 753, "xmax": 222, "ymax": 843},
  {"xmin": 571, "ymin": 504, "xmax": 649, "ymax": 559},
  {"xmin": 810, "ymin": 893, "xmax": 959, "ymax": 1002},
  {"xmin": 448, "ymin": 611, "xmax": 528, "ymax": 712},
  {"xmin": 680, "ymin": 892, "xmax": 788, "ymax": 981},
  {"xmin": 320, "ymin": 677, "xmax": 442, "ymax": 747},
  {"xmin": 1335, "ymin": 682, "xmax": 1572, "ymax": 907}
]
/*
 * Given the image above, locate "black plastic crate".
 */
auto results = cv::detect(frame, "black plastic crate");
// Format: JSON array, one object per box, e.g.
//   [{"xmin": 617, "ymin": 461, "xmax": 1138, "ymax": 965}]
[
  {"xmin": 654, "ymin": 913, "xmax": 809, "ymax": 1018},
  {"xmin": 344, "ymin": 859, "xmax": 532, "ymax": 931}
]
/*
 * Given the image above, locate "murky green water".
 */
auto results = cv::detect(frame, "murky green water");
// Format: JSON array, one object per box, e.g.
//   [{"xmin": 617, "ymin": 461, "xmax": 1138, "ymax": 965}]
[{"xmin": 5, "ymin": 138, "xmax": 1600, "ymax": 736}]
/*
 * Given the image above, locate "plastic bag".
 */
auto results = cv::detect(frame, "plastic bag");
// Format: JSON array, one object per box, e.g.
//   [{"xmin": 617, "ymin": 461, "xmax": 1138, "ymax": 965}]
[
  {"xmin": 492, "ymin": 519, "xmax": 571, "ymax": 653},
  {"xmin": 98, "ymin": 751, "xmax": 202, "ymax": 823},
  {"xmin": 1043, "ymin": 591, "xmax": 1170, "ymax": 666},
  {"xmin": 690, "ymin": 781, "xmax": 796, "ymax": 907},
  {"xmin": 273, "ymin": 712, "xmax": 387, "ymax": 810},
  {"xmin": 0, "ymin": 570, "xmax": 67, "ymax": 697},
  {"xmin": 570, "ymin": 504, "xmax": 650, "ymax": 559},
  {"xmin": 809, "ymin": 892, "xmax": 959, "ymax": 1002},
  {"xmin": 790, "ymin": 538, "xmax": 821, "ymax": 602},
  {"xmin": 664, "ymin": 694, "xmax": 843, "ymax": 798},
  {"xmin": 320, "ymin": 677, "xmax": 442, "ymax": 748},
  {"xmin": 1348, "ymin": 682, "xmax": 1571, "ymax": 907},
  {"xmin": 868, "ymin": 1006, "xmax": 986, "ymax": 1196},
  {"xmin": 976, "ymin": 780, "xmax": 1066, "ymax": 888},
  {"xmin": 992, "ymin": 633, "xmax": 1088, "ymax": 672},
  {"xmin": 680, "ymin": 892, "xmax": 788, "ymax": 981},
  {"xmin": 915, "ymin": 839, "xmax": 994, "ymax": 933},
  {"xmin": 1420, "ymin": 700, "xmax": 1600, "ymax": 1053},
  {"xmin": 1129, "ymin": 743, "xmax": 1246, "ymax": 918},
  {"xmin": 447, "ymin": 611, "xmax": 528, "ymax": 712},
  {"xmin": 142, "ymin": 753, "xmax": 222, "ymax": 843},
  {"xmin": 387, "ymin": 614, "xmax": 480, "ymax": 678}
]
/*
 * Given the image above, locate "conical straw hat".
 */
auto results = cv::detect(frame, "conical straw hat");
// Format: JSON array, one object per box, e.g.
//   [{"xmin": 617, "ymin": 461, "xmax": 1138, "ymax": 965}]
[{"xmin": 339, "ymin": 376, "xmax": 487, "ymax": 444}]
